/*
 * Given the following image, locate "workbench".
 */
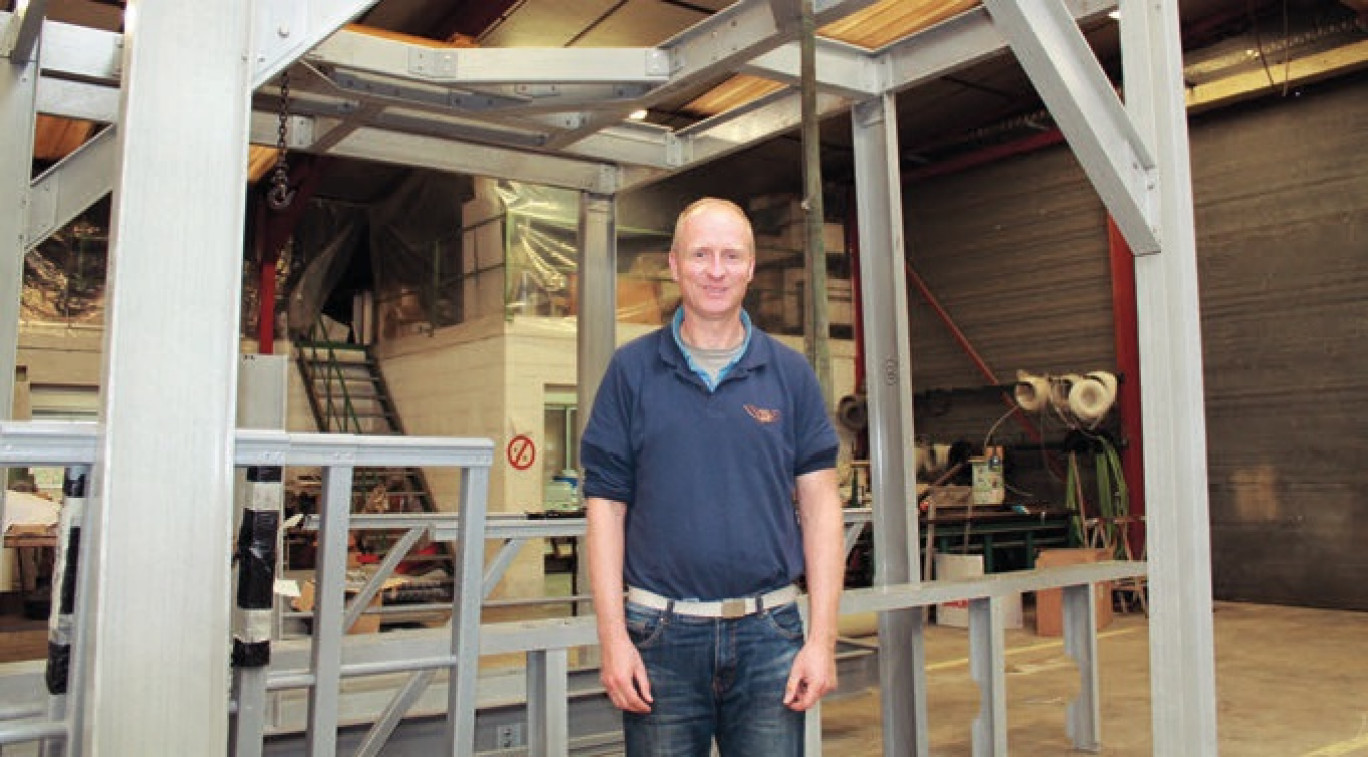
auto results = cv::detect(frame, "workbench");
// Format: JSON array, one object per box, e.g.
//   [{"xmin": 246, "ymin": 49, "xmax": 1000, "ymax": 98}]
[
  {"xmin": 845, "ymin": 505, "xmax": 1074, "ymax": 586},
  {"xmin": 923, "ymin": 506, "xmax": 1074, "ymax": 573}
]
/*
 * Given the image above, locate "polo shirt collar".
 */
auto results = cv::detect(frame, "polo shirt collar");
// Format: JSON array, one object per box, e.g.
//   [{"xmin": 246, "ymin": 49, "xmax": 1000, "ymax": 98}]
[{"xmin": 661, "ymin": 308, "xmax": 766, "ymax": 388}]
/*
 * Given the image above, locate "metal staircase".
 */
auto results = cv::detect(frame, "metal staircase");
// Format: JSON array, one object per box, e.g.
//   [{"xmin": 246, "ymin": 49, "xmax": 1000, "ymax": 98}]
[{"xmin": 294, "ymin": 325, "xmax": 439, "ymax": 523}]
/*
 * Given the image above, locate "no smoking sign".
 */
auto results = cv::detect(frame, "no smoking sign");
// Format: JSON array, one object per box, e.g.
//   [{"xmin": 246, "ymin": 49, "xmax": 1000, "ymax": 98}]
[{"xmin": 506, "ymin": 434, "xmax": 536, "ymax": 471}]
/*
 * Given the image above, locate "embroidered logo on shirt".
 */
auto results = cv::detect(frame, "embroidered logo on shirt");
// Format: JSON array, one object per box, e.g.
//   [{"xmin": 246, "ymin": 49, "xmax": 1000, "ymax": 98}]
[{"xmin": 744, "ymin": 404, "xmax": 781, "ymax": 424}]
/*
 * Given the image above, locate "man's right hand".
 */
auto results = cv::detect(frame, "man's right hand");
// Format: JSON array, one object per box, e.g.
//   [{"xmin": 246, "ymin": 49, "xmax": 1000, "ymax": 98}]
[{"xmin": 599, "ymin": 632, "xmax": 653, "ymax": 713}]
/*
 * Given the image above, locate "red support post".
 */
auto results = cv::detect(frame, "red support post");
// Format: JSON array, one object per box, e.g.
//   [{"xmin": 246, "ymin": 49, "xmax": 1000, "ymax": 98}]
[{"xmin": 1108, "ymin": 217, "xmax": 1146, "ymax": 557}]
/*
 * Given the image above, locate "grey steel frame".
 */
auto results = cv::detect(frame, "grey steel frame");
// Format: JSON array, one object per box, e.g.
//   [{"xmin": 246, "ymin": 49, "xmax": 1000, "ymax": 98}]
[
  {"xmin": 1, "ymin": 0, "xmax": 1214, "ymax": 753},
  {"xmin": 0, "ymin": 421, "xmax": 494, "ymax": 757}
]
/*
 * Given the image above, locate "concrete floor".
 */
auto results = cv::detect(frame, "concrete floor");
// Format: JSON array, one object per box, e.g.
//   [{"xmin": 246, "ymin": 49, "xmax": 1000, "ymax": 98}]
[
  {"xmin": 3, "ymin": 596, "xmax": 1366, "ymax": 754},
  {"xmin": 819, "ymin": 600, "xmax": 1368, "ymax": 756}
]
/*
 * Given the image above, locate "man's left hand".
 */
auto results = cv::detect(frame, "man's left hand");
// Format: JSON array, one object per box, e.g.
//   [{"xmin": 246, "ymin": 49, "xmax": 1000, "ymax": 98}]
[{"xmin": 782, "ymin": 641, "xmax": 837, "ymax": 711}]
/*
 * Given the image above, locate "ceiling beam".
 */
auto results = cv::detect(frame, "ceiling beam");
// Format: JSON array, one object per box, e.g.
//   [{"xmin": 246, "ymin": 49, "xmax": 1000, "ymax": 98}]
[
  {"xmin": 322, "ymin": 126, "xmax": 623, "ymax": 193},
  {"xmin": 308, "ymin": 31, "xmax": 672, "ymax": 85},
  {"xmin": 253, "ymin": 0, "xmax": 382, "ymax": 87},
  {"xmin": 1186, "ymin": 37, "xmax": 1368, "ymax": 111},
  {"xmin": 741, "ymin": 37, "xmax": 882, "ymax": 98}
]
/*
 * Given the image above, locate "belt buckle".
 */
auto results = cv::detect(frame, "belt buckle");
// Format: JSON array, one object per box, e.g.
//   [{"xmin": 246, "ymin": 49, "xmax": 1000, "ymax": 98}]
[{"xmin": 720, "ymin": 598, "xmax": 749, "ymax": 619}]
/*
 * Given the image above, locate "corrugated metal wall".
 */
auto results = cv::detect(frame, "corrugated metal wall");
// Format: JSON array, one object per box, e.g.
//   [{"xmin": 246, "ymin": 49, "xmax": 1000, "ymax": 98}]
[{"xmin": 898, "ymin": 74, "xmax": 1368, "ymax": 610}]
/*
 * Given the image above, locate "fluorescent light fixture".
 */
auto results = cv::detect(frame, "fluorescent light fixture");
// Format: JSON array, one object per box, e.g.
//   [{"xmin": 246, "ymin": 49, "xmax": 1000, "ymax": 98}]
[
  {"xmin": 628, "ymin": 109, "xmax": 649, "ymax": 121},
  {"xmin": 1108, "ymin": 9, "xmax": 1121, "ymax": 20}
]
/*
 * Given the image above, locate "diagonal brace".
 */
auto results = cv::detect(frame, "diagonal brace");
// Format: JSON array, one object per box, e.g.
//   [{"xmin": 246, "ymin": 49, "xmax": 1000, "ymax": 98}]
[
  {"xmin": 1, "ymin": 0, "xmax": 47, "ymax": 63},
  {"xmin": 26, "ymin": 125, "xmax": 116, "ymax": 250},
  {"xmin": 981, "ymin": 0, "xmax": 1161, "ymax": 253}
]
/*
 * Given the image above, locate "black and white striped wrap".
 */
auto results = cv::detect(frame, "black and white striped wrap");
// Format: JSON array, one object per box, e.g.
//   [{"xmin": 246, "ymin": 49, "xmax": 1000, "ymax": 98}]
[
  {"xmin": 232, "ymin": 466, "xmax": 282, "ymax": 668},
  {"xmin": 45, "ymin": 468, "xmax": 87, "ymax": 696}
]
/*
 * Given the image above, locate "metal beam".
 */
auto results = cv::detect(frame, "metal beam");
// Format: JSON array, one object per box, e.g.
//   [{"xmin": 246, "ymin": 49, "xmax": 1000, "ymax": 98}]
[
  {"xmin": 322, "ymin": 126, "xmax": 620, "ymax": 193},
  {"xmin": 309, "ymin": 30, "xmax": 671, "ymax": 85},
  {"xmin": 0, "ymin": 9, "xmax": 40, "ymax": 523},
  {"xmin": 445, "ymin": 464, "xmax": 491, "ymax": 754},
  {"xmin": 306, "ymin": 466, "xmax": 353, "ymax": 756},
  {"xmin": 742, "ymin": 37, "xmax": 881, "ymax": 99},
  {"xmin": 541, "ymin": 0, "xmax": 822, "ymax": 149},
  {"xmin": 526, "ymin": 649, "xmax": 570, "ymax": 757},
  {"xmin": 25, "ymin": 125, "xmax": 115, "ymax": 251},
  {"xmin": 850, "ymin": 93, "xmax": 927, "ymax": 757},
  {"xmin": 26, "ymin": 17, "xmax": 120, "ymax": 83},
  {"xmin": 35, "ymin": 76, "xmax": 119, "ymax": 123},
  {"xmin": 576, "ymin": 191, "xmax": 616, "ymax": 636},
  {"xmin": 968, "ymin": 597, "xmax": 1007, "ymax": 756},
  {"xmin": 980, "ymin": 0, "xmax": 1160, "ymax": 253},
  {"xmin": 883, "ymin": 0, "xmax": 1114, "ymax": 93},
  {"xmin": 1, "ymin": 0, "xmax": 47, "ymax": 64},
  {"xmin": 1062, "ymin": 584, "xmax": 1101, "ymax": 749},
  {"xmin": 251, "ymin": 0, "xmax": 381, "ymax": 88},
  {"xmin": 78, "ymin": 0, "xmax": 255, "ymax": 753},
  {"xmin": 1119, "ymin": 0, "xmax": 1220, "ymax": 750}
]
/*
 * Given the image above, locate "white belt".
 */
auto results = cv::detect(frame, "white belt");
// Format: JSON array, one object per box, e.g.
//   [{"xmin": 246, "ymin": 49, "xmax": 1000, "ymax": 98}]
[{"xmin": 626, "ymin": 585, "xmax": 799, "ymax": 619}]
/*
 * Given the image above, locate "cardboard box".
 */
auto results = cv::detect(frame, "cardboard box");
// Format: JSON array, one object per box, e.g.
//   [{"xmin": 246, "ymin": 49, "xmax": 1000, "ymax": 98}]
[
  {"xmin": 293, "ymin": 579, "xmax": 383, "ymax": 635},
  {"xmin": 1034, "ymin": 548, "xmax": 1113, "ymax": 637}
]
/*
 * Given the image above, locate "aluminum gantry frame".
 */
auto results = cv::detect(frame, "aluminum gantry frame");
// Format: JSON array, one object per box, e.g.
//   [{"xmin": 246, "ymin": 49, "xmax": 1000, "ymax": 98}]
[
  {"xmin": 0, "ymin": 419, "xmax": 1144, "ymax": 756},
  {"xmin": 0, "ymin": 0, "xmax": 1216, "ymax": 753}
]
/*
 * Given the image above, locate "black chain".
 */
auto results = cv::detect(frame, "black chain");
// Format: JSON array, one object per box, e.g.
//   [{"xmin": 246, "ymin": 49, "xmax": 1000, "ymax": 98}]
[{"xmin": 267, "ymin": 71, "xmax": 295, "ymax": 210}]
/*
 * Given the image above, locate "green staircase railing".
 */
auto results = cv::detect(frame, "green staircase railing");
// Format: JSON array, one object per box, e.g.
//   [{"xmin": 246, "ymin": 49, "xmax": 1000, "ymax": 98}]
[{"xmin": 294, "ymin": 317, "xmax": 446, "ymax": 570}]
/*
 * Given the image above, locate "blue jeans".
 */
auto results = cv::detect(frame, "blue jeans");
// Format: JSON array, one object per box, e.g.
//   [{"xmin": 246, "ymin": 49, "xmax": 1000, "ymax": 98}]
[{"xmin": 622, "ymin": 600, "xmax": 806, "ymax": 757}]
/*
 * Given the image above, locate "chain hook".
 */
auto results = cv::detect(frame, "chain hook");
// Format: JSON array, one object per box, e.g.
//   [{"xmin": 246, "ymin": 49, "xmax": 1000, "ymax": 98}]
[{"xmin": 268, "ymin": 71, "xmax": 295, "ymax": 211}]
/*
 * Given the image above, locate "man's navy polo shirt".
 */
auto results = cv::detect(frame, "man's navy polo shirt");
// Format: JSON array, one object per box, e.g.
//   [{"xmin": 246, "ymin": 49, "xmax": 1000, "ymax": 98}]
[{"xmin": 580, "ymin": 314, "xmax": 839, "ymax": 601}]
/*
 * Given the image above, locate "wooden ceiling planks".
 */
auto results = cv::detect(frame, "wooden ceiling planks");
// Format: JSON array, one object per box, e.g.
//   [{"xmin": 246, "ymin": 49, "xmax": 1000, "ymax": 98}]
[{"xmin": 678, "ymin": 0, "xmax": 980, "ymax": 119}]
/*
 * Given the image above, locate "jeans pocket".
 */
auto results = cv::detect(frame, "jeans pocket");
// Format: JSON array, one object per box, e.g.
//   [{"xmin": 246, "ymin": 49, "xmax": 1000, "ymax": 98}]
[
  {"xmin": 625, "ymin": 603, "xmax": 669, "ymax": 649},
  {"xmin": 760, "ymin": 603, "xmax": 806, "ymax": 641}
]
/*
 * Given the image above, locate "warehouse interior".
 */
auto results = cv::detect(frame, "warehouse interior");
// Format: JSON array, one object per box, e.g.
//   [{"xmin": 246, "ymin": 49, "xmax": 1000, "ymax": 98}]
[{"xmin": 2, "ymin": 0, "xmax": 1366, "ymax": 754}]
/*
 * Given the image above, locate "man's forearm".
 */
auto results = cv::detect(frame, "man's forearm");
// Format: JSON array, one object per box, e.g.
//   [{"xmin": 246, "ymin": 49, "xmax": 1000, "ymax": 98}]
[
  {"xmin": 796, "ymin": 468, "xmax": 844, "ymax": 647},
  {"xmin": 585, "ymin": 496, "xmax": 630, "ymax": 642}
]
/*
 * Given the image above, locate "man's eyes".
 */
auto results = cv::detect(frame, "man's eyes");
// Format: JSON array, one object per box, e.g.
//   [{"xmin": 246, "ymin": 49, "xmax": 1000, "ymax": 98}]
[{"xmin": 689, "ymin": 250, "xmax": 744, "ymax": 261}]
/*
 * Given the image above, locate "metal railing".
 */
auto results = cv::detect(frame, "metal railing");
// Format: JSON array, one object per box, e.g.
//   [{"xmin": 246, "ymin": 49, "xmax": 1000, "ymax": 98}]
[
  {"xmin": 0, "ymin": 421, "xmax": 494, "ymax": 756},
  {"xmin": 0, "ymin": 420, "xmax": 1146, "ymax": 756}
]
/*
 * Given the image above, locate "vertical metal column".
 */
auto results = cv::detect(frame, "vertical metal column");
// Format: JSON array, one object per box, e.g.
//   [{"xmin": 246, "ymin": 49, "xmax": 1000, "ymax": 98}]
[
  {"xmin": 0, "ymin": 8, "xmax": 42, "ymax": 539},
  {"xmin": 967, "ymin": 597, "xmax": 1006, "ymax": 757},
  {"xmin": 230, "ymin": 466, "xmax": 283, "ymax": 757},
  {"xmin": 41, "ymin": 465, "xmax": 89, "ymax": 757},
  {"xmin": 306, "ymin": 465, "xmax": 354, "ymax": 757},
  {"xmin": 575, "ymin": 191, "xmax": 616, "ymax": 630},
  {"xmin": 78, "ymin": 1, "xmax": 255, "ymax": 753},
  {"xmin": 526, "ymin": 648, "xmax": 570, "ymax": 757},
  {"xmin": 1119, "ymin": 0, "xmax": 1219, "ymax": 752},
  {"xmin": 575, "ymin": 192, "xmax": 617, "ymax": 434},
  {"xmin": 231, "ymin": 353, "xmax": 289, "ymax": 757},
  {"xmin": 798, "ymin": 0, "xmax": 832, "ymax": 409},
  {"xmin": 446, "ymin": 464, "xmax": 491, "ymax": 754},
  {"xmin": 850, "ymin": 93, "xmax": 928, "ymax": 757},
  {"xmin": 1061, "ymin": 583, "xmax": 1100, "ymax": 749}
]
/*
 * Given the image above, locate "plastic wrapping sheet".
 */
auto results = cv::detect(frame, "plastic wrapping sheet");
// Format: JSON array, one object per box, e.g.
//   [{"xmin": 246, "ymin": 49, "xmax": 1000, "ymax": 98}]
[
  {"xmin": 21, "ymin": 218, "xmax": 108, "ymax": 327},
  {"xmin": 495, "ymin": 180, "xmax": 678, "ymax": 325},
  {"xmin": 368, "ymin": 172, "xmax": 467, "ymax": 336},
  {"xmin": 293, "ymin": 178, "xmax": 845, "ymax": 337},
  {"xmin": 286, "ymin": 201, "xmax": 366, "ymax": 338}
]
